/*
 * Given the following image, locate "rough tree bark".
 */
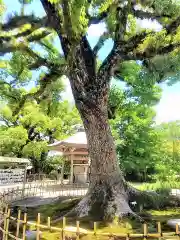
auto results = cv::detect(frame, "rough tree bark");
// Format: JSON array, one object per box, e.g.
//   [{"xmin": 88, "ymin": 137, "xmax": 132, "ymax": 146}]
[{"xmin": 75, "ymin": 101, "xmax": 132, "ymax": 220}]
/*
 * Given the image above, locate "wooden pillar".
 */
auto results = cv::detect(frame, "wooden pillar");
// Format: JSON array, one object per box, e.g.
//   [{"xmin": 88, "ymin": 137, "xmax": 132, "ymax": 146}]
[
  {"xmin": 60, "ymin": 159, "xmax": 65, "ymax": 184},
  {"xmin": 70, "ymin": 154, "xmax": 74, "ymax": 184}
]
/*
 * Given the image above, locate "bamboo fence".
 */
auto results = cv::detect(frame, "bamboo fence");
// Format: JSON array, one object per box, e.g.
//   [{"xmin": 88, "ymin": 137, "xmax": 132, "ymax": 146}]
[
  {"xmin": 1, "ymin": 207, "xmax": 180, "ymax": 240},
  {"xmin": 1, "ymin": 186, "xmax": 180, "ymax": 239}
]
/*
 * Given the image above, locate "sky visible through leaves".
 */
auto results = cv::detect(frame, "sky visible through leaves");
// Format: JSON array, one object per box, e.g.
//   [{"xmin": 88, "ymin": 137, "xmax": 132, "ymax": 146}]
[{"xmin": 3, "ymin": 0, "xmax": 180, "ymax": 124}]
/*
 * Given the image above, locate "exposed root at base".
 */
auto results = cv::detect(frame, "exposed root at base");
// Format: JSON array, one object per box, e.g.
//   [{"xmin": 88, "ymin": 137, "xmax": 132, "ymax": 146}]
[
  {"xmin": 64, "ymin": 189, "xmax": 144, "ymax": 223},
  {"xmin": 64, "ymin": 195, "xmax": 90, "ymax": 219},
  {"xmin": 65, "ymin": 201, "xmax": 144, "ymax": 223},
  {"xmin": 64, "ymin": 185, "xmax": 180, "ymax": 222}
]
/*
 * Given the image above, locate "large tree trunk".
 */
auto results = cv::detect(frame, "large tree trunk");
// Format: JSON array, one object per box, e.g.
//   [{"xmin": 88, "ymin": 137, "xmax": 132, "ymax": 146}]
[
  {"xmin": 83, "ymin": 111, "xmax": 132, "ymax": 220},
  {"xmin": 70, "ymin": 78, "xmax": 133, "ymax": 220}
]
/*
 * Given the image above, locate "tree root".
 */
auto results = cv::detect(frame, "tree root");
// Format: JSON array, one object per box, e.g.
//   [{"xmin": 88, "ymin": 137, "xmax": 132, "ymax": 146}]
[
  {"xmin": 63, "ymin": 184, "xmax": 180, "ymax": 222},
  {"xmin": 65, "ymin": 187, "xmax": 144, "ymax": 222}
]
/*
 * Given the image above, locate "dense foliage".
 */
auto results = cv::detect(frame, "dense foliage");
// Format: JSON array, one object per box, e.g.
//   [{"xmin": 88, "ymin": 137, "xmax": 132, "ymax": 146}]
[
  {"xmin": 154, "ymin": 121, "xmax": 180, "ymax": 181},
  {"xmin": 109, "ymin": 63, "xmax": 180, "ymax": 182},
  {"xmin": 109, "ymin": 62, "xmax": 157, "ymax": 182},
  {"xmin": 0, "ymin": 51, "xmax": 80, "ymax": 173},
  {"xmin": 109, "ymin": 62, "xmax": 161, "ymax": 181}
]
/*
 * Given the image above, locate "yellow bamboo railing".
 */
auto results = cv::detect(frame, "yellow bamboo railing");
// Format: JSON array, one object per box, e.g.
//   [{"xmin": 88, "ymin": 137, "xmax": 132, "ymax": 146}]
[
  {"xmin": 0, "ymin": 207, "xmax": 180, "ymax": 240},
  {"xmin": 0, "ymin": 188, "xmax": 180, "ymax": 239}
]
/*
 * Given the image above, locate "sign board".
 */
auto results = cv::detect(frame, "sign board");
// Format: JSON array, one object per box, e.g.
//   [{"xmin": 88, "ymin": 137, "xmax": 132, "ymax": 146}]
[{"xmin": 0, "ymin": 168, "xmax": 25, "ymax": 184}]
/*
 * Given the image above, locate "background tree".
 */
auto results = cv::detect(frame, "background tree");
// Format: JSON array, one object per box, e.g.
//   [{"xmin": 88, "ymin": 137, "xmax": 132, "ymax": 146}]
[
  {"xmin": 0, "ymin": 0, "xmax": 180, "ymax": 220},
  {"xmin": 109, "ymin": 61, "xmax": 162, "ymax": 182},
  {"xmin": 0, "ymin": 51, "xmax": 81, "ymax": 173},
  {"xmin": 0, "ymin": 100, "xmax": 80, "ymax": 173},
  {"xmin": 155, "ymin": 121, "xmax": 180, "ymax": 181}
]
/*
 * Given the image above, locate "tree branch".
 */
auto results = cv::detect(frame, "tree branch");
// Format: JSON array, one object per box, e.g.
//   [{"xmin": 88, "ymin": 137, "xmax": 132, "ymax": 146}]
[
  {"xmin": 0, "ymin": 80, "xmax": 21, "ymax": 101},
  {"xmin": 0, "ymin": 117, "xmax": 13, "ymax": 127},
  {"xmin": 115, "ymin": 3, "xmax": 130, "ymax": 42},
  {"xmin": 0, "ymin": 42, "xmax": 41, "ymax": 61},
  {"xmin": 132, "ymin": 6, "xmax": 180, "ymax": 35},
  {"xmin": 126, "ymin": 42, "xmax": 180, "ymax": 60},
  {"xmin": 0, "ymin": 42, "xmax": 21, "ymax": 55},
  {"xmin": 39, "ymin": 40, "xmax": 59, "ymax": 54},
  {"xmin": 98, "ymin": 5, "xmax": 180, "ymax": 82},
  {"xmin": 0, "ymin": 29, "xmax": 51, "ymax": 58},
  {"xmin": 93, "ymin": 32, "xmax": 110, "ymax": 56},
  {"xmin": 89, "ymin": 8, "xmax": 110, "ymax": 25},
  {"xmin": 98, "ymin": 3, "xmax": 130, "ymax": 81},
  {"xmin": 40, "ymin": 0, "xmax": 70, "ymax": 57},
  {"xmin": 12, "ymin": 70, "xmax": 60, "ymax": 116},
  {"xmin": 2, "ymin": 15, "xmax": 48, "ymax": 31},
  {"xmin": 26, "ymin": 47, "xmax": 61, "ymax": 70},
  {"xmin": 0, "ymin": 41, "xmax": 63, "ymax": 71},
  {"xmin": 132, "ymin": 8, "xmax": 171, "ymax": 21},
  {"xmin": 123, "ymin": 31, "xmax": 150, "ymax": 52},
  {"xmin": 0, "ymin": 28, "xmax": 51, "ymax": 48},
  {"xmin": 166, "ymin": 16, "xmax": 180, "ymax": 35},
  {"xmin": 0, "ymin": 80, "xmax": 11, "ymax": 88},
  {"xmin": 80, "ymin": 36, "xmax": 96, "ymax": 80},
  {"xmin": 40, "ymin": 0, "xmax": 62, "ymax": 30},
  {"xmin": 26, "ymin": 29, "xmax": 51, "ymax": 42},
  {"xmin": 61, "ymin": 0, "xmax": 73, "ymax": 39}
]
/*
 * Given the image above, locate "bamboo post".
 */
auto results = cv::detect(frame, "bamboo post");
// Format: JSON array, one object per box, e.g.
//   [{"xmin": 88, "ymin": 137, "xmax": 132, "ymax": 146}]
[
  {"xmin": 36, "ymin": 213, "xmax": 41, "ymax": 240},
  {"xmin": 157, "ymin": 222, "xmax": 162, "ymax": 240},
  {"xmin": 16, "ymin": 209, "xmax": 21, "ymax": 239},
  {"xmin": 94, "ymin": 222, "xmax": 97, "ymax": 238},
  {"xmin": 5, "ymin": 209, "xmax": 10, "ymax": 240},
  {"xmin": 47, "ymin": 217, "xmax": 51, "ymax": 232},
  {"xmin": 126, "ymin": 233, "xmax": 130, "ymax": 240},
  {"xmin": 76, "ymin": 221, "xmax": 80, "ymax": 240},
  {"xmin": 176, "ymin": 223, "xmax": 180, "ymax": 239},
  {"xmin": 2, "ymin": 205, "xmax": 8, "ymax": 240},
  {"xmin": 143, "ymin": 223, "xmax": 148, "ymax": 240},
  {"xmin": 62, "ymin": 217, "xmax": 66, "ymax": 240},
  {"xmin": 22, "ymin": 213, "xmax": 27, "ymax": 240},
  {"xmin": 126, "ymin": 223, "xmax": 130, "ymax": 240}
]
